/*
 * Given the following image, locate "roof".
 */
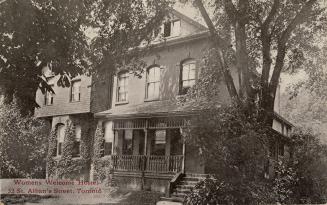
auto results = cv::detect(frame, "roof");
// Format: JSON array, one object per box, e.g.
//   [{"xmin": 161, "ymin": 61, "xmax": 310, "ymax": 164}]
[
  {"xmin": 169, "ymin": 8, "xmax": 207, "ymax": 31},
  {"xmin": 95, "ymin": 98, "xmax": 221, "ymax": 119}
]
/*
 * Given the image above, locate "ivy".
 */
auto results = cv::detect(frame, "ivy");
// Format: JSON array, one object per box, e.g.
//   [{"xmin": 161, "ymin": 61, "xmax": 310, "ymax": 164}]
[
  {"xmin": 47, "ymin": 119, "xmax": 90, "ymax": 179},
  {"xmin": 92, "ymin": 122, "xmax": 113, "ymax": 182}
]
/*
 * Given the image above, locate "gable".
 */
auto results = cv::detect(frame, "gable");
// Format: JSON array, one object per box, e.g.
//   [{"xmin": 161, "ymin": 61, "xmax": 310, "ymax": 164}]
[{"xmin": 153, "ymin": 9, "xmax": 207, "ymax": 41}]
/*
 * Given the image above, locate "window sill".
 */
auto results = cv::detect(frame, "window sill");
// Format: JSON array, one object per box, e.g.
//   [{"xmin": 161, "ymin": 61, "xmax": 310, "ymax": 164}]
[
  {"xmin": 45, "ymin": 104, "xmax": 54, "ymax": 106},
  {"xmin": 144, "ymin": 98, "xmax": 160, "ymax": 102},
  {"xmin": 72, "ymin": 156, "xmax": 82, "ymax": 160},
  {"xmin": 53, "ymin": 156, "xmax": 61, "ymax": 160},
  {"xmin": 70, "ymin": 100, "xmax": 81, "ymax": 103},
  {"xmin": 115, "ymin": 101, "xmax": 129, "ymax": 105},
  {"xmin": 101, "ymin": 155, "xmax": 112, "ymax": 159}
]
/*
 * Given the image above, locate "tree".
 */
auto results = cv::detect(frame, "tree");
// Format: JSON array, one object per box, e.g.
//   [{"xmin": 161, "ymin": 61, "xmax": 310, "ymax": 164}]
[
  {"xmin": 0, "ymin": 100, "xmax": 49, "ymax": 178},
  {"xmin": 288, "ymin": 129, "xmax": 327, "ymax": 203},
  {"xmin": 0, "ymin": 0, "xmax": 171, "ymax": 114},
  {"xmin": 189, "ymin": 0, "xmax": 326, "ymax": 125},
  {"xmin": 281, "ymin": 42, "xmax": 327, "ymax": 143}
]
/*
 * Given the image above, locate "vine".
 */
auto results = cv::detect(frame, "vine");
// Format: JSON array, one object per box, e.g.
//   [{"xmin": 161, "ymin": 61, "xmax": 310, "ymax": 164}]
[
  {"xmin": 47, "ymin": 119, "xmax": 91, "ymax": 179},
  {"xmin": 92, "ymin": 121, "xmax": 113, "ymax": 182},
  {"xmin": 46, "ymin": 128, "xmax": 58, "ymax": 177}
]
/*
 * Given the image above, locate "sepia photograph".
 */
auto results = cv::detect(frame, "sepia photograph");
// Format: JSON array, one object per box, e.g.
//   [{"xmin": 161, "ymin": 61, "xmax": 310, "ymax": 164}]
[{"xmin": 0, "ymin": 0, "xmax": 327, "ymax": 204}]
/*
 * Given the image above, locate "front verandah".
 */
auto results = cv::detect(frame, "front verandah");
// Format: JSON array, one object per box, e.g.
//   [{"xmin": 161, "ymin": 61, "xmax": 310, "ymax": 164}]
[{"xmin": 102, "ymin": 117, "xmax": 188, "ymax": 174}]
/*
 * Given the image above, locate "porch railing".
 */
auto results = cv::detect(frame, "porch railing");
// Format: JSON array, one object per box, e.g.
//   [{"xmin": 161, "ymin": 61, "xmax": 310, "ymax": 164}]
[{"xmin": 111, "ymin": 155, "xmax": 183, "ymax": 173}]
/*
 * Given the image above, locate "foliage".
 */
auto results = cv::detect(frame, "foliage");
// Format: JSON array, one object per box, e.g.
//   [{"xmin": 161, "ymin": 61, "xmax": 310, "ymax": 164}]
[
  {"xmin": 186, "ymin": 176, "xmax": 275, "ymax": 205},
  {"xmin": 190, "ymin": 0, "xmax": 327, "ymax": 124},
  {"xmin": 272, "ymin": 160, "xmax": 298, "ymax": 203},
  {"xmin": 92, "ymin": 122, "xmax": 113, "ymax": 182},
  {"xmin": 0, "ymin": 0, "xmax": 172, "ymax": 113},
  {"xmin": 47, "ymin": 119, "xmax": 91, "ymax": 179},
  {"xmin": 281, "ymin": 88, "xmax": 327, "ymax": 143},
  {"xmin": 0, "ymin": 100, "xmax": 49, "ymax": 178},
  {"xmin": 186, "ymin": 105, "xmax": 270, "ymax": 180},
  {"xmin": 288, "ymin": 128, "xmax": 327, "ymax": 203}
]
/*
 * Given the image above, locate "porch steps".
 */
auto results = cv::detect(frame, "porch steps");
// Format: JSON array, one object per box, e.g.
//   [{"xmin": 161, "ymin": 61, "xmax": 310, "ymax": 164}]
[{"xmin": 159, "ymin": 173, "xmax": 209, "ymax": 203}]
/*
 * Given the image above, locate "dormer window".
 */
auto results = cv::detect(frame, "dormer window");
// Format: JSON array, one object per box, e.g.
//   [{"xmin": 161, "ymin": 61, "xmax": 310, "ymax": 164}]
[
  {"xmin": 71, "ymin": 80, "xmax": 81, "ymax": 102},
  {"xmin": 163, "ymin": 20, "xmax": 181, "ymax": 37},
  {"xmin": 45, "ymin": 85, "xmax": 54, "ymax": 105}
]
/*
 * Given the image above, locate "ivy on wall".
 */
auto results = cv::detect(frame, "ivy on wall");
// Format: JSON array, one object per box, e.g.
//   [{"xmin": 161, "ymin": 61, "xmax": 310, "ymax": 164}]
[
  {"xmin": 47, "ymin": 118, "xmax": 91, "ymax": 179},
  {"xmin": 92, "ymin": 121, "xmax": 113, "ymax": 182}
]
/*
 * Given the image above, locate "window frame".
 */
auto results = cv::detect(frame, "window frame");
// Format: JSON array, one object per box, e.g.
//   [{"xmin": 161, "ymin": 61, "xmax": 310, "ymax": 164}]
[
  {"xmin": 116, "ymin": 71, "xmax": 129, "ymax": 103},
  {"xmin": 145, "ymin": 66, "xmax": 161, "ymax": 101},
  {"xmin": 70, "ymin": 80, "xmax": 81, "ymax": 102},
  {"xmin": 103, "ymin": 121, "xmax": 114, "ymax": 156},
  {"xmin": 72, "ymin": 125, "xmax": 81, "ymax": 158},
  {"xmin": 163, "ymin": 19, "xmax": 181, "ymax": 38},
  {"xmin": 56, "ymin": 124, "xmax": 65, "ymax": 157},
  {"xmin": 45, "ymin": 85, "xmax": 54, "ymax": 106},
  {"xmin": 179, "ymin": 59, "xmax": 197, "ymax": 95}
]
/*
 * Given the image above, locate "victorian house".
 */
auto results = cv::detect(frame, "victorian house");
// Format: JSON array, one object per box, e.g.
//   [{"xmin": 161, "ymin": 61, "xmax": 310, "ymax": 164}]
[{"xmin": 35, "ymin": 9, "xmax": 293, "ymax": 200}]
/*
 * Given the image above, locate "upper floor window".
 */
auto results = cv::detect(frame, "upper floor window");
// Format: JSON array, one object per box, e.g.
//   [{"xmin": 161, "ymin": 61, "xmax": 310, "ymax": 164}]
[
  {"xmin": 57, "ymin": 124, "xmax": 65, "ymax": 156},
  {"xmin": 146, "ymin": 66, "xmax": 160, "ymax": 100},
  {"xmin": 45, "ymin": 85, "xmax": 54, "ymax": 105},
  {"xmin": 71, "ymin": 80, "xmax": 81, "ymax": 102},
  {"xmin": 117, "ymin": 71, "xmax": 129, "ymax": 102},
  {"xmin": 180, "ymin": 60, "xmax": 196, "ymax": 94},
  {"xmin": 73, "ymin": 125, "xmax": 81, "ymax": 157},
  {"xmin": 163, "ymin": 20, "xmax": 181, "ymax": 37}
]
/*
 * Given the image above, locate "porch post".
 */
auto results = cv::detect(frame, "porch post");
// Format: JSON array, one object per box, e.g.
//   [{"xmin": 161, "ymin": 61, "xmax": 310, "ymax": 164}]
[
  {"xmin": 182, "ymin": 138, "xmax": 186, "ymax": 173},
  {"xmin": 180, "ymin": 128, "xmax": 186, "ymax": 174},
  {"xmin": 144, "ymin": 119, "xmax": 148, "ymax": 155}
]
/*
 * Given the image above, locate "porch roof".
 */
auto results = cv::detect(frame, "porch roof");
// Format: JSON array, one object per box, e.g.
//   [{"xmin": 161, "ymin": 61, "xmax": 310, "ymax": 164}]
[{"xmin": 94, "ymin": 99, "xmax": 221, "ymax": 119}]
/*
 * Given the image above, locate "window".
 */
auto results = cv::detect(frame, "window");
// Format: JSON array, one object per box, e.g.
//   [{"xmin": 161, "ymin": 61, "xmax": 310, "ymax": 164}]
[
  {"xmin": 146, "ymin": 66, "xmax": 160, "ymax": 100},
  {"xmin": 151, "ymin": 130, "xmax": 166, "ymax": 155},
  {"xmin": 72, "ymin": 125, "xmax": 81, "ymax": 157},
  {"xmin": 122, "ymin": 130, "xmax": 133, "ymax": 155},
  {"xmin": 104, "ymin": 121, "xmax": 114, "ymax": 156},
  {"xmin": 71, "ymin": 80, "xmax": 81, "ymax": 102},
  {"xmin": 57, "ymin": 125, "xmax": 65, "ymax": 156},
  {"xmin": 45, "ymin": 85, "xmax": 54, "ymax": 105},
  {"xmin": 278, "ymin": 142, "xmax": 284, "ymax": 156},
  {"xmin": 163, "ymin": 20, "xmax": 181, "ymax": 37},
  {"xmin": 180, "ymin": 60, "xmax": 196, "ymax": 94},
  {"xmin": 117, "ymin": 72, "xmax": 129, "ymax": 102}
]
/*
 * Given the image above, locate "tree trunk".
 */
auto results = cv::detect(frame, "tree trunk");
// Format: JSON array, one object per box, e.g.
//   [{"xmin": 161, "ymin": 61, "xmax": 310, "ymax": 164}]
[{"xmin": 194, "ymin": 0, "xmax": 240, "ymax": 104}]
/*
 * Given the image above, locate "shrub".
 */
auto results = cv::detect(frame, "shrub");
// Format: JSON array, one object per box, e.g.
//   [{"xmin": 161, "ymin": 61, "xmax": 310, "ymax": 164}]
[{"xmin": 0, "ymin": 101, "xmax": 49, "ymax": 178}]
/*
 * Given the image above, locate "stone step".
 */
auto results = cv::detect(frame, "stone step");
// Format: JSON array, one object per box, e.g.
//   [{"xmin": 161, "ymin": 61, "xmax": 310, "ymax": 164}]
[
  {"xmin": 183, "ymin": 177, "xmax": 205, "ymax": 182},
  {"xmin": 185, "ymin": 173, "xmax": 210, "ymax": 178},
  {"xmin": 174, "ymin": 187, "xmax": 192, "ymax": 194},
  {"xmin": 159, "ymin": 196, "xmax": 184, "ymax": 203},
  {"xmin": 172, "ymin": 192, "xmax": 188, "ymax": 199},
  {"xmin": 179, "ymin": 180, "xmax": 199, "ymax": 187},
  {"xmin": 176, "ymin": 184, "xmax": 195, "ymax": 189}
]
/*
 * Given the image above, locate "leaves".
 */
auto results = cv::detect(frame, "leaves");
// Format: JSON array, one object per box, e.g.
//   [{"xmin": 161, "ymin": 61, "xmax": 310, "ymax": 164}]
[
  {"xmin": 0, "ymin": 0, "xmax": 172, "ymax": 113},
  {"xmin": 0, "ymin": 99, "xmax": 49, "ymax": 178}
]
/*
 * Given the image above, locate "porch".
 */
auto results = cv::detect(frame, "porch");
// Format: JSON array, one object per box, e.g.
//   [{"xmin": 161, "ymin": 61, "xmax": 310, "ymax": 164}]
[
  {"xmin": 111, "ymin": 155, "xmax": 184, "ymax": 173},
  {"xmin": 100, "ymin": 117, "xmax": 191, "ymax": 174}
]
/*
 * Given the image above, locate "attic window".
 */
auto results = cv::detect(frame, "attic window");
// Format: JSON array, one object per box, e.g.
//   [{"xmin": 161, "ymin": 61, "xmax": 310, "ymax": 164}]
[{"xmin": 163, "ymin": 20, "xmax": 181, "ymax": 37}]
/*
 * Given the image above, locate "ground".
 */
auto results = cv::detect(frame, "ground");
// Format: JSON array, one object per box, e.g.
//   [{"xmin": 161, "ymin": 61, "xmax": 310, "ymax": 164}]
[{"xmin": 0, "ymin": 190, "xmax": 164, "ymax": 205}]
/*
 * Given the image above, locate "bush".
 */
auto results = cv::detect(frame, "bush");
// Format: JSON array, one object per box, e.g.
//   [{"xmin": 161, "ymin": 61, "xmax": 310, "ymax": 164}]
[
  {"xmin": 0, "ymin": 101, "xmax": 49, "ymax": 178},
  {"xmin": 186, "ymin": 176, "xmax": 276, "ymax": 205}
]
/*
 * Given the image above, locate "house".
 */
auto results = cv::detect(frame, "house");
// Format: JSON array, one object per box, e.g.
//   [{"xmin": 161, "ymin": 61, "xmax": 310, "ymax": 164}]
[{"xmin": 35, "ymin": 9, "xmax": 293, "ymax": 200}]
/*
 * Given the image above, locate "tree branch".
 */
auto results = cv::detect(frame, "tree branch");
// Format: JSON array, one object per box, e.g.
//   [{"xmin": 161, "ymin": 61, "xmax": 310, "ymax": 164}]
[
  {"xmin": 268, "ymin": 0, "xmax": 318, "ymax": 109},
  {"xmin": 193, "ymin": 0, "xmax": 240, "ymax": 103},
  {"xmin": 262, "ymin": 0, "xmax": 280, "ymax": 29},
  {"xmin": 223, "ymin": 0, "xmax": 238, "ymax": 23}
]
